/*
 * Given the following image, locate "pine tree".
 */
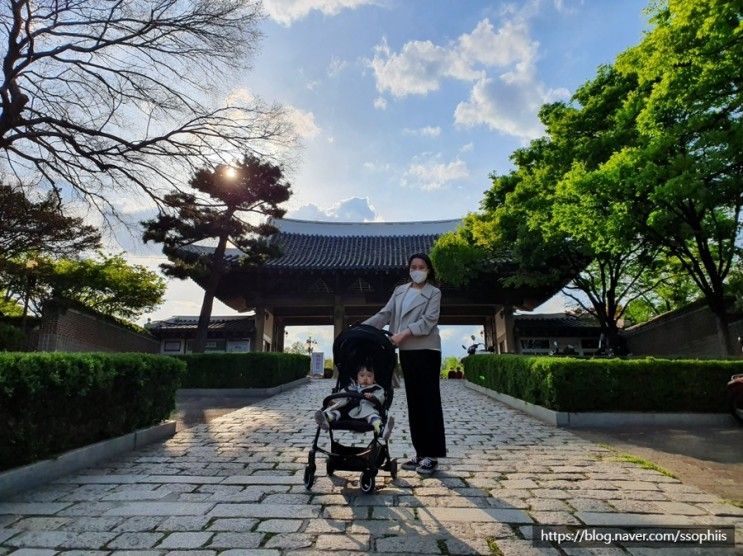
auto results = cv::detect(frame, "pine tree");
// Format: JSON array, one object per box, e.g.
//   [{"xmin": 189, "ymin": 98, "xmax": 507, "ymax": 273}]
[{"xmin": 143, "ymin": 155, "xmax": 291, "ymax": 353}]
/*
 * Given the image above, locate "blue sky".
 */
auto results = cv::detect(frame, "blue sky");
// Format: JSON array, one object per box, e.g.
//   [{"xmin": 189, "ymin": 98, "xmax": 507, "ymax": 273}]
[{"xmin": 133, "ymin": 0, "xmax": 651, "ymax": 358}]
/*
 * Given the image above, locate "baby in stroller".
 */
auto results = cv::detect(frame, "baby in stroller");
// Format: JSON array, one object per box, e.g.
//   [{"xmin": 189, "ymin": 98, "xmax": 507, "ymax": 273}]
[
  {"xmin": 314, "ymin": 362, "xmax": 395, "ymax": 439},
  {"xmin": 304, "ymin": 324, "xmax": 399, "ymax": 493}
]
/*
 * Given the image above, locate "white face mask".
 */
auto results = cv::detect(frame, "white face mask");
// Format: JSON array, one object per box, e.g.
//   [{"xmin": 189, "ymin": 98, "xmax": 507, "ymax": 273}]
[{"xmin": 410, "ymin": 269, "xmax": 428, "ymax": 284}]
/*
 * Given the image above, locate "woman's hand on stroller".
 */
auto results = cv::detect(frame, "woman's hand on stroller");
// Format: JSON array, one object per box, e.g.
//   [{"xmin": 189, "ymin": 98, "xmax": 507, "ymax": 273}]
[{"xmin": 390, "ymin": 329, "xmax": 411, "ymax": 347}]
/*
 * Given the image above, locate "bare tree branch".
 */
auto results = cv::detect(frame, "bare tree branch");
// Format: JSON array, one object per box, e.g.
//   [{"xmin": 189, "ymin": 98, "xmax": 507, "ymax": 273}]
[{"xmin": 0, "ymin": 0, "xmax": 297, "ymax": 218}]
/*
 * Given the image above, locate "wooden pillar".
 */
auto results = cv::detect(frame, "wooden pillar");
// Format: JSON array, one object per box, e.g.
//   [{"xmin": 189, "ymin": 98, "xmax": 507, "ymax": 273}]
[
  {"xmin": 254, "ymin": 305, "xmax": 265, "ymax": 352},
  {"xmin": 275, "ymin": 319, "xmax": 285, "ymax": 352},
  {"xmin": 495, "ymin": 305, "xmax": 516, "ymax": 353},
  {"xmin": 333, "ymin": 295, "xmax": 345, "ymax": 339},
  {"xmin": 483, "ymin": 314, "xmax": 495, "ymax": 351}
]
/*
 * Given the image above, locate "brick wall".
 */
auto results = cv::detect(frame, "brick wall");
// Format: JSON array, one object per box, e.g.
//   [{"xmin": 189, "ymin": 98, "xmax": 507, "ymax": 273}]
[
  {"xmin": 37, "ymin": 307, "xmax": 159, "ymax": 353},
  {"xmin": 623, "ymin": 302, "xmax": 743, "ymax": 357}
]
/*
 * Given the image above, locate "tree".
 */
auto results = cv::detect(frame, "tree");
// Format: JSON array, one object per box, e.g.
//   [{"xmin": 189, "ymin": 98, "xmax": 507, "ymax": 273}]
[
  {"xmin": 142, "ymin": 155, "xmax": 291, "ymax": 353},
  {"xmin": 433, "ymin": 68, "xmax": 658, "ymax": 351},
  {"xmin": 1, "ymin": 253, "xmax": 165, "ymax": 322},
  {"xmin": 606, "ymin": 0, "xmax": 742, "ymax": 354},
  {"xmin": 48, "ymin": 254, "xmax": 166, "ymax": 321},
  {"xmin": 0, "ymin": 184, "xmax": 101, "ymax": 262},
  {"xmin": 285, "ymin": 341, "xmax": 306, "ymax": 355},
  {"xmin": 623, "ymin": 256, "xmax": 699, "ymax": 325},
  {"xmin": 0, "ymin": 0, "xmax": 293, "ymax": 211}
]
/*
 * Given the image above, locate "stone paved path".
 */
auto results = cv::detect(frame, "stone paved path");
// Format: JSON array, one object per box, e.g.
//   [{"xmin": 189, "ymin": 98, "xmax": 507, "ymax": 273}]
[{"xmin": 1, "ymin": 380, "xmax": 741, "ymax": 555}]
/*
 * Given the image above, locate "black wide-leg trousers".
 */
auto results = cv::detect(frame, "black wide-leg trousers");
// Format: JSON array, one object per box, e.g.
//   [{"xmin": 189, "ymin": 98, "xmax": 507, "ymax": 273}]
[{"xmin": 399, "ymin": 349, "xmax": 447, "ymax": 458}]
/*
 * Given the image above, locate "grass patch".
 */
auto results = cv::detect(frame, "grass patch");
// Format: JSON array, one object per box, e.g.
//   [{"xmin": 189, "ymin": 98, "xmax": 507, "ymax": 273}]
[
  {"xmin": 258, "ymin": 531, "xmax": 276, "ymax": 547},
  {"xmin": 723, "ymin": 499, "xmax": 743, "ymax": 508},
  {"xmin": 486, "ymin": 538, "xmax": 504, "ymax": 555},
  {"xmin": 606, "ymin": 453, "xmax": 677, "ymax": 479}
]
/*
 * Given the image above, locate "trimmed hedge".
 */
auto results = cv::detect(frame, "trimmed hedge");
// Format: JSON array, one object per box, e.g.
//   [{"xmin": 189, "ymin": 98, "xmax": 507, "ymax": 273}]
[
  {"xmin": 175, "ymin": 352, "xmax": 310, "ymax": 388},
  {"xmin": 0, "ymin": 353, "xmax": 185, "ymax": 471},
  {"xmin": 462, "ymin": 355, "xmax": 742, "ymax": 412},
  {"xmin": 0, "ymin": 323, "xmax": 27, "ymax": 351}
]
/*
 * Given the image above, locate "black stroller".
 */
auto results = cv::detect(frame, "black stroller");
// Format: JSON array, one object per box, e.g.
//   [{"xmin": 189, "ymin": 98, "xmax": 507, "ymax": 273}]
[{"xmin": 304, "ymin": 324, "xmax": 398, "ymax": 494}]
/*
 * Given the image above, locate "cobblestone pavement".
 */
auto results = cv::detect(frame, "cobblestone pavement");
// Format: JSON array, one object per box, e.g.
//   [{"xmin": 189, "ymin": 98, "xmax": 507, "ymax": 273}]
[{"xmin": 1, "ymin": 380, "xmax": 741, "ymax": 555}]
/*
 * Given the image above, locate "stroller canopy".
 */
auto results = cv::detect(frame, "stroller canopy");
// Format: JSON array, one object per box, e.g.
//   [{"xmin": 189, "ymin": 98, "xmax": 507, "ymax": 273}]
[{"xmin": 332, "ymin": 324, "xmax": 396, "ymax": 397}]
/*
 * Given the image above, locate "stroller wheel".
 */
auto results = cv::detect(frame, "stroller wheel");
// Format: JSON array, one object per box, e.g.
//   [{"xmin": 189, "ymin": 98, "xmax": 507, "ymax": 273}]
[
  {"xmin": 304, "ymin": 464, "xmax": 315, "ymax": 490},
  {"xmin": 326, "ymin": 460, "xmax": 335, "ymax": 476},
  {"xmin": 389, "ymin": 458, "xmax": 398, "ymax": 479},
  {"xmin": 360, "ymin": 470, "xmax": 375, "ymax": 494}
]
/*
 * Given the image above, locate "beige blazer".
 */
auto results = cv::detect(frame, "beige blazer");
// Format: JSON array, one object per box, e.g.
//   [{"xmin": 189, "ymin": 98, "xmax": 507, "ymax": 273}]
[{"xmin": 363, "ymin": 282, "xmax": 441, "ymax": 351}]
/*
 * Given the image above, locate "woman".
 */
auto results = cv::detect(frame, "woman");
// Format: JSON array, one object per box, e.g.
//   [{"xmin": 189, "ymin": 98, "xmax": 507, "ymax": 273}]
[{"xmin": 363, "ymin": 252, "xmax": 446, "ymax": 475}]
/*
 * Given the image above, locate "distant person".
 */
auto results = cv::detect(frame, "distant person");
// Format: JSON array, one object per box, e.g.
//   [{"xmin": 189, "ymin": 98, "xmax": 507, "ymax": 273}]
[{"xmin": 363, "ymin": 252, "xmax": 446, "ymax": 475}]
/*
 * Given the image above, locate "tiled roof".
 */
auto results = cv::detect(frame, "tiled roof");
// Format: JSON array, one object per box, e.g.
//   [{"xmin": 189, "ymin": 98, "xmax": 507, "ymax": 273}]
[
  {"xmin": 514, "ymin": 313, "xmax": 601, "ymax": 336},
  {"xmin": 146, "ymin": 315, "xmax": 255, "ymax": 334},
  {"xmin": 185, "ymin": 218, "xmax": 463, "ymax": 271}
]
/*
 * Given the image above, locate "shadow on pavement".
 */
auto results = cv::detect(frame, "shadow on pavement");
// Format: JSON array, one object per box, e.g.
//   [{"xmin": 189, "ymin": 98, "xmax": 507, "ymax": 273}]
[
  {"xmin": 171, "ymin": 391, "xmax": 268, "ymax": 431},
  {"xmin": 572, "ymin": 426, "xmax": 743, "ymax": 502}
]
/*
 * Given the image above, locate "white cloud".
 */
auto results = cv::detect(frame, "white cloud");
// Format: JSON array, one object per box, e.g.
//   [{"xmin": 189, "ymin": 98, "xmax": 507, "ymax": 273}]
[
  {"xmin": 457, "ymin": 19, "xmax": 537, "ymax": 74},
  {"xmin": 327, "ymin": 55, "xmax": 348, "ymax": 77},
  {"xmin": 226, "ymin": 87, "xmax": 255, "ymax": 105},
  {"xmin": 284, "ymin": 105, "xmax": 321, "ymax": 139},
  {"xmin": 459, "ymin": 142, "xmax": 474, "ymax": 153},
  {"xmin": 362, "ymin": 161, "xmax": 391, "ymax": 173},
  {"xmin": 306, "ymin": 80, "xmax": 320, "ymax": 91},
  {"xmin": 373, "ymin": 96, "xmax": 387, "ymax": 110},
  {"xmin": 368, "ymin": 15, "xmax": 569, "ymax": 139},
  {"xmin": 264, "ymin": 0, "xmax": 377, "ymax": 26},
  {"xmin": 403, "ymin": 126, "xmax": 441, "ymax": 138},
  {"xmin": 370, "ymin": 38, "xmax": 480, "ymax": 98},
  {"xmin": 288, "ymin": 196, "xmax": 378, "ymax": 221},
  {"xmin": 454, "ymin": 77, "xmax": 570, "ymax": 139},
  {"xmin": 403, "ymin": 154, "xmax": 469, "ymax": 191}
]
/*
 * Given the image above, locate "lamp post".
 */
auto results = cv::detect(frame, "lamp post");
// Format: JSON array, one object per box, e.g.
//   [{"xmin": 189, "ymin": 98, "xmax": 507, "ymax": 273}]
[{"xmin": 306, "ymin": 336, "xmax": 318, "ymax": 355}]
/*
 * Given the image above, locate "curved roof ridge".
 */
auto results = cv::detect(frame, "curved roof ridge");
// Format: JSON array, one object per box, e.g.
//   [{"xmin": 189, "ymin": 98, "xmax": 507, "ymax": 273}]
[{"xmin": 273, "ymin": 217, "xmax": 462, "ymax": 237}]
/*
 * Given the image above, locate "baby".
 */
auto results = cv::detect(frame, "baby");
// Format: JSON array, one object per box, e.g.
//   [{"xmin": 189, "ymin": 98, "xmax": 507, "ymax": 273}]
[{"xmin": 315, "ymin": 364, "xmax": 394, "ymax": 439}]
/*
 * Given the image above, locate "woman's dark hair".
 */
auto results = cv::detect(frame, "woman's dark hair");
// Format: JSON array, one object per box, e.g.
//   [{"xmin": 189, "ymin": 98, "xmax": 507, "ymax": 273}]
[{"xmin": 407, "ymin": 252, "xmax": 436, "ymax": 284}]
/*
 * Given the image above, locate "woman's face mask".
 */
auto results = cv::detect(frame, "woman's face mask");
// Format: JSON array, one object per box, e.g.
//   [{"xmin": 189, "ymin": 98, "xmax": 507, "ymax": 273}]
[{"xmin": 410, "ymin": 269, "xmax": 428, "ymax": 284}]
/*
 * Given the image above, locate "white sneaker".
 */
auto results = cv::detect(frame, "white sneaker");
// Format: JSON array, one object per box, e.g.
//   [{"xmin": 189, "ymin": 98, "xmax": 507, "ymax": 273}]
[{"xmin": 416, "ymin": 457, "xmax": 438, "ymax": 475}]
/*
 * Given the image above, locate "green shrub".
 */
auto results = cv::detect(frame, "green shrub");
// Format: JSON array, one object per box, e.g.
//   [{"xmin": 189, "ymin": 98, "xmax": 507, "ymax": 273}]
[
  {"xmin": 463, "ymin": 355, "xmax": 740, "ymax": 412},
  {"xmin": 175, "ymin": 352, "xmax": 310, "ymax": 388},
  {"xmin": 0, "ymin": 353, "xmax": 185, "ymax": 470},
  {"xmin": 0, "ymin": 323, "xmax": 27, "ymax": 351}
]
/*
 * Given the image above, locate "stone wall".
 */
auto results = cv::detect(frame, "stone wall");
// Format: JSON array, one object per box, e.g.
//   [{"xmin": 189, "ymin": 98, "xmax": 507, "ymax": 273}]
[
  {"xmin": 37, "ymin": 307, "xmax": 159, "ymax": 353},
  {"xmin": 623, "ymin": 301, "xmax": 743, "ymax": 357}
]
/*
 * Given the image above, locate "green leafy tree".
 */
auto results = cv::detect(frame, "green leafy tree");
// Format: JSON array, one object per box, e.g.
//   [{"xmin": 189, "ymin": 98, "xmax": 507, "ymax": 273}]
[
  {"xmin": 286, "ymin": 341, "xmax": 306, "ymax": 354},
  {"xmin": 49, "ymin": 255, "xmax": 166, "ymax": 321},
  {"xmin": 604, "ymin": 0, "xmax": 742, "ymax": 354},
  {"xmin": 0, "ymin": 184, "xmax": 101, "ymax": 263},
  {"xmin": 434, "ymin": 68, "xmax": 656, "ymax": 351},
  {"xmin": 623, "ymin": 256, "xmax": 700, "ymax": 325},
  {"xmin": 1, "ymin": 253, "xmax": 165, "ymax": 323},
  {"xmin": 142, "ymin": 155, "xmax": 291, "ymax": 353}
]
